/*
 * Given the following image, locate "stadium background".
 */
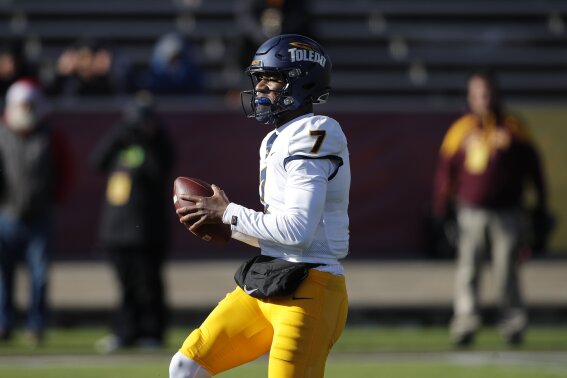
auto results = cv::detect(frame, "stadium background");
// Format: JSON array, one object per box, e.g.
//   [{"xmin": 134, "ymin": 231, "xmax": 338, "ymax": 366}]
[
  {"xmin": 1, "ymin": 0, "xmax": 566, "ymax": 332},
  {"xmin": 2, "ymin": 0, "xmax": 566, "ymax": 259}
]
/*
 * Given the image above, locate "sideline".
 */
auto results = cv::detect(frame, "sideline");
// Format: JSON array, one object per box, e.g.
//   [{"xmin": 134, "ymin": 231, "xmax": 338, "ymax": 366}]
[
  {"xmin": 0, "ymin": 351, "xmax": 566, "ymax": 368},
  {"xmin": 12, "ymin": 260, "xmax": 566, "ymax": 309}
]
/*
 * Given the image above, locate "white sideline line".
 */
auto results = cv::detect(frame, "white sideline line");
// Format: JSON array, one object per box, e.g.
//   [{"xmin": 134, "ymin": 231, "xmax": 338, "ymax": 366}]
[{"xmin": 1, "ymin": 351, "xmax": 566, "ymax": 369}]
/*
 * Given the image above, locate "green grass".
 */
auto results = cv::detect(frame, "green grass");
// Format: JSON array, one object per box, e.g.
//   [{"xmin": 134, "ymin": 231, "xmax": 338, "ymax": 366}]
[
  {"xmin": 334, "ymin": 325, "xmax": 567, "ymax": 352},
  {"xmin": 0, "ymin": 366, "xmax": 169, "ymax": 378},
  {"xmin": 1, "ymin": 360, "xmax": 566, "ymax": 378},
  {"xmin": 0, "ymin": 325, "xmax": 566, "ymax": 377},
  {"xmin": 1, "ymin": 325, "xmax": 566, "ymax": 355},
  {"xmin": 219, "ymin": 362, "xmax": 567, "ymax": 378}
]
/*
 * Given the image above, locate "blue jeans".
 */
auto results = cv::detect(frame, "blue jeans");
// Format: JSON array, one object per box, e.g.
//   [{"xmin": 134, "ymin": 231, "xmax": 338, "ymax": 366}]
[{"xmin": 0, "ymin": 214, "xmax": 53, "ymax": 333}]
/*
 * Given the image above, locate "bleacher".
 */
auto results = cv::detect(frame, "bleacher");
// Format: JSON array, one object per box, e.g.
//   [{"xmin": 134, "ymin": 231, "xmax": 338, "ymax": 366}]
[{"xmin": 1, "ymin": 0, "xmax": 566, "ymax": 109}]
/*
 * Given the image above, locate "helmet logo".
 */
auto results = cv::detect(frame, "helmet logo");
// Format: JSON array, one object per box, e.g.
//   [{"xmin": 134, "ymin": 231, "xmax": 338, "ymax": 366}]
[
  {"xmin": 288, "ymin": 42, "xmax": 326, "ymax": 68},
  {"xmin": 289, "ymin": 42, "xmax": 314, "ymax": 51}
]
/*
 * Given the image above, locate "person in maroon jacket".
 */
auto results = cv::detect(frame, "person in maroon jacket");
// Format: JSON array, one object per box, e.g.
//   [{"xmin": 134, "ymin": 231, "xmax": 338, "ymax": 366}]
[{"xmin": 433, "ymin": 71, "xmax": 548, "ymax": 347}]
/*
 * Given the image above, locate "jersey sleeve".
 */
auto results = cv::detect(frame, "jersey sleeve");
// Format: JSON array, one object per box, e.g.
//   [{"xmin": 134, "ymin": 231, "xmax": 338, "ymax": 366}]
[
  {"xmin": 439, "ymin": 115, "xmax": 474, "ymax": 158},
  {"xmin": 433, "ymin": 116, "xmax": 473, "ymax": 216},
  {"xmin": 222, "ymin": 158, "xmax": 332, "ymax": 248}
]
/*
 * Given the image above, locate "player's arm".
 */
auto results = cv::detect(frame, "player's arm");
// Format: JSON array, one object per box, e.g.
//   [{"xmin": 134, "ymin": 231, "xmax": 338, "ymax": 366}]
[
  {"xmin": 178, "ymin": 119, "xmax": 344, "ymax": 246},
  {"xmin": 176, "ymin": 162, "xmax": 333, "ymax": 247},
  {"xmin": 222, "ymin": 158, "xmax": 335, "ymax": 248},
  {"xmin": 176, "ymin": 187, "xmax": 258, "ymax": 248},
  {"xmin": 508, "ymin": 116, "xmax": 548, "ymax": 211}
]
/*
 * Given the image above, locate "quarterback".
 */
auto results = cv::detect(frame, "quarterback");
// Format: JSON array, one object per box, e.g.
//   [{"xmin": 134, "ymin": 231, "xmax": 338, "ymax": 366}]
[{"xmin": 170, "ymin": 34, "xmax": 350, "ymax": 378}]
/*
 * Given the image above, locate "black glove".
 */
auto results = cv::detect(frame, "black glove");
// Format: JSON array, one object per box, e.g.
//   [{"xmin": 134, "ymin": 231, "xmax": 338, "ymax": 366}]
[
  {"xmin": 529, "ymin": 208, "xmax": 556, "ymax": 255},
  {"xmin": 427, "ymin": 209, "xmax": 458, "ymax": 259}
]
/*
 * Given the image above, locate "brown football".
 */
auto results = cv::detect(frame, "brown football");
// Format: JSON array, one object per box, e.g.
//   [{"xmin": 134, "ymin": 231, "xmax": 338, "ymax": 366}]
[{"xmin": 173, "ymin": 177, "xmax": 231, "ymax": 243}]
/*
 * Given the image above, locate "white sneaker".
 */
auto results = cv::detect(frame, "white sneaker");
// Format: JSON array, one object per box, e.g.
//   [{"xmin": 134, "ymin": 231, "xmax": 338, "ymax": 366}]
[{"xmin": 94, "ymin": 334, "xmax": 123, "ymax": 354}]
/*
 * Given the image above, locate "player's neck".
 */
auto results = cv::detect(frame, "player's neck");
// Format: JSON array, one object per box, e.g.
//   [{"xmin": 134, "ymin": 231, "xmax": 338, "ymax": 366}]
[{"xmin": 275, "ymin": 105, "xmax": 313, "ymax": 127}]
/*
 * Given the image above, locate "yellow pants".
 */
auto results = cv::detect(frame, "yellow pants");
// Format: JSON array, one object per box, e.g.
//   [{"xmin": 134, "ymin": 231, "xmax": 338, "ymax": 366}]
[{"xmin": 179, "ymin": 269, "xmax": 348, "ymax": 377}]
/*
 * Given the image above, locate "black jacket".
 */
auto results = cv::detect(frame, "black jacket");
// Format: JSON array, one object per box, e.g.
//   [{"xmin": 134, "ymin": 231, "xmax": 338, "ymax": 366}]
[
  {"xmin": 91, "ymin": 118, "xmax": 175, "ymax": 248},
  {"xmin": 0, "ymin": 122, "xmax": 58, "ymax": 221}
]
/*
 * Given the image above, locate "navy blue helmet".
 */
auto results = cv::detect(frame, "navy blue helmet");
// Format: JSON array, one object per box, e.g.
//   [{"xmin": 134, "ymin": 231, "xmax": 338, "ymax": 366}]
[{"xmin": 241, "ymin": 34, "xmax": 332, "ymax": 124}]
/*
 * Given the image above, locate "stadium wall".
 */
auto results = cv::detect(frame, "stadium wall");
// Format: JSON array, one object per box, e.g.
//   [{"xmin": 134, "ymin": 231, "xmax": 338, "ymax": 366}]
[{"xmin": 52, "ymin": 107, "xmax": 566, "ymax": 260}]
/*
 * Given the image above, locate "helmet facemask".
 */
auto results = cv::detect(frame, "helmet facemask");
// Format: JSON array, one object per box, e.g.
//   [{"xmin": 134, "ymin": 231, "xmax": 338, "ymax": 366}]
[{"xmin": 241, "ymin": 69, "xmax": 302, "ymax": 125}]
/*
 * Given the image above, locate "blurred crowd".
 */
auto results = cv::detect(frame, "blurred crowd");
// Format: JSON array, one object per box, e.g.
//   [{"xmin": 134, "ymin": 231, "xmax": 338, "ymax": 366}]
[
  {"xmin": 1, "ymin": 33, "xmax": 205, "ymax": 99},
  {"xmin": 0, "ymin": 0, "xmax": 313, "ymax": 102}
]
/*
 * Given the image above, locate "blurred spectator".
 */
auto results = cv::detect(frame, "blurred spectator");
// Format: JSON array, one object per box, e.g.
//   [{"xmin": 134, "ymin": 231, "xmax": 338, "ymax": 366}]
[
  {"xmin": 0, "ymin": 40, "xmax": 37, "ymax": 94},
  {"xmin": 432, "ymin": 70, "xmax": 551, "ymax": 347},
  {"xmin": 224, "ymin": 0, "xmax": 314, "ymax": 106},
  {"xmin": 48, "ymin": 39, "xmax": 131, "ymax": 96},
  {"xmin": 232, "ymin": 0, "xmax": 315, "ymax": 71},
  {"xmin": 137, "ymin": 32, "xmax": 203, "ymax": 95},
  {"xmin": 0, "ymin": 79, "xmax": 74, "ymax": 346},
  {"xmin": 91, "ymin": 92, "xmax": 175, "ymax": 353}
]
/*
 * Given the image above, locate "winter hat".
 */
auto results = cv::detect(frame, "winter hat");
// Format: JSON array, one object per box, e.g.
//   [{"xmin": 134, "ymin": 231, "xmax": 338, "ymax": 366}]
[
  {"xmin": 6, "ymin": 78, "xmax": 44, "ymax": 105},
  {"xmin": 4, "ymin": 78, "xmax": 48, "ymax": 132}
]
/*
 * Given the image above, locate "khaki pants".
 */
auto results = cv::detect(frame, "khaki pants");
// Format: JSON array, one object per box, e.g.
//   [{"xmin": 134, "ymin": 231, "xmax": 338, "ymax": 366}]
[{"xmin": 451, "ymin": 206, "xmax": 527, "ymax": 338}]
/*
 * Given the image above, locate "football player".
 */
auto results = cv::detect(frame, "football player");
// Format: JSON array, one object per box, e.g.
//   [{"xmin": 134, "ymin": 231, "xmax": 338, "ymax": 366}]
[{"xmin": 170, "ymin": 34, "xmax": 350, "ymax": 378}]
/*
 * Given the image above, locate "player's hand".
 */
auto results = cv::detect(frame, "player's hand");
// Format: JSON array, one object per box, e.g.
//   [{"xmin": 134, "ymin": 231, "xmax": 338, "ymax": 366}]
[{"xmin": 176, "ymin": 185, "xmax": 230, "ymax": 231}]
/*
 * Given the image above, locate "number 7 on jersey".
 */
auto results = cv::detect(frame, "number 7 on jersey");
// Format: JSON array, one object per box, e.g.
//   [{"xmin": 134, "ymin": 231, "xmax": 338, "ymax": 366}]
[{"xmin": 309, "ymin": 130, "xmax": 326, "ymax": 154}]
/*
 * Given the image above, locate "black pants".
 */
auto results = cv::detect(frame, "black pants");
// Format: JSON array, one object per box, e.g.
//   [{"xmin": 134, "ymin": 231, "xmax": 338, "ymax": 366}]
[{"xmin": 108, "ymin": 244, "xmax": 166, "ymax": 345}]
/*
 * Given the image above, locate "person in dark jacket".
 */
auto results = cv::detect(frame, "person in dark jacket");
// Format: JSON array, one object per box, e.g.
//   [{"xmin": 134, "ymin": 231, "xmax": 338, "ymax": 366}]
[
  {"xmin": 138, "ymin": 33, "xmax": 204, "ymax": 95},
  {"xmin": 0, "ymin": 79, "xmax": 73, "ymax": 346},
  {"xmin": 91, "ymin": 92, "xmax": 175, "ymax": 353}
]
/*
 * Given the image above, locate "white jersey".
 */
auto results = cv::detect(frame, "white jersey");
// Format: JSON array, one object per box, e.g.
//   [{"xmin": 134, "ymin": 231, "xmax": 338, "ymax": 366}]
[{"xmin": 223, "ymin": 113, "xmax": 350, "ymax": 272}]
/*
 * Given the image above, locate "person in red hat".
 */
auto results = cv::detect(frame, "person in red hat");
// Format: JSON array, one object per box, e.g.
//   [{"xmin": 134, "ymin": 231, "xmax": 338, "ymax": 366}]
[{"xmin": 0, "ymin": 79, "xmax": 74, "ymax": 346}]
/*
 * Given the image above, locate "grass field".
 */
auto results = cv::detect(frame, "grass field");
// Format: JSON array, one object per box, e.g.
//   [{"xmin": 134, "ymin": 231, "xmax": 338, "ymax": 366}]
[{"xmin": 0, "ymin": 325, "xmax": 566, "ymax": 377}]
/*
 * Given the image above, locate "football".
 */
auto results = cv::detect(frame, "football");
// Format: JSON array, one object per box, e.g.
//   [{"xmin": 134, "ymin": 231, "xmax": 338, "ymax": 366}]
[{"xmin": 173, "ymin": 177, "xmax": 231, "ymax": 243}]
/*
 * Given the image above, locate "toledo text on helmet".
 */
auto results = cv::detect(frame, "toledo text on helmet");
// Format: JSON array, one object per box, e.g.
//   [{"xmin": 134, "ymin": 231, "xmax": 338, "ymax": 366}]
[{"xmin": 288, "ymin": 42, "xmax": 326, "ymax": 67}]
